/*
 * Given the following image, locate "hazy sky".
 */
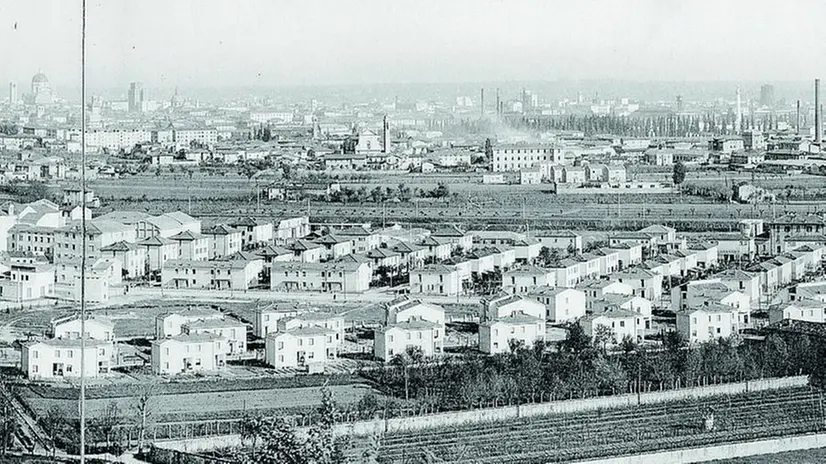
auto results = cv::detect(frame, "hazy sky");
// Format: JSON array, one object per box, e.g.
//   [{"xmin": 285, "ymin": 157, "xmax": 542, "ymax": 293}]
[{"xmin": 2, "ymin": 0, "xmax": 825, "ymax": 91}]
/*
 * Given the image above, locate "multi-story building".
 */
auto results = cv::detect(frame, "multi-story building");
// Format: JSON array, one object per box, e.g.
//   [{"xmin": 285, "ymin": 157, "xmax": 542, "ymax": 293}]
[
  {"xmin": 162, "ymin": 258, "xmax": 261, "ymax": 290},
  {"xmin": 182, "ymin": 317, "xmax": 247, "ymax": 356},
  {"xmin": 252, "ymin": 303, "xmax": 300, "ymax": 338},
  {"xmin": 99, "ymin": 241, "xmax": 146, "ymax": 279},
  {"xmin": 492, "ymin": 144, "xmax": 563, "ymax": 172},
  {"xmin": 54, "ymin": 219, "xmax": 136, "ymax": 264},
  {"xmin": 22, "ymin": 338, "xmax": 113, "ymax": 379},
  {"xmin": 676, "ymin": 305, "xmax": 739, "ymax": 344},
  {"xmin": 270, "ymin": 261, "xmax": 371, "ymax": 293},
  {"xmin": 151, "ymin": 334, "xmax": 228, "ymax": 375},
  {"xmin": 169, "ymin": 230, "xmax": 209, "ymax": 261},
  {"xmin": 580, "ymin": 308, "xmax": 646, "ymax": 344},
  {"xmin": 228, "ymin": 217, "xmax": 274, "ymax": 249},
  {"xmin": 410, "ymin": 264, "xmax": 461, "ymax": 296},
  {"xmin": 203, "ymin": 224, "xmax": 242, "ymax": 259},
  {"xmin": 265, "ymin": 327, "xmax": 333, "ymax": 370},
  {"xmin": 0, "ymin": 263, "xmax": 55, "ymax": 301}
]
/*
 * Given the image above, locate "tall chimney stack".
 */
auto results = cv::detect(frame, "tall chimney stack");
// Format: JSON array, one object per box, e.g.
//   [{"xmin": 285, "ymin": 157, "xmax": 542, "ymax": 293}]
[
  {"xmin": 480, "ymin": 88, "xmax": 485, "ymax": 118},
  {"xmin": 736, "ymin": 88, "xmax": 742, "ymax": 134},
  {"xmin": 815, "ymin": 79, "xmax": 823, "ymax": 145},
  {"xmin": 495, "ymin": 88, "xmax": 501, "ymax": 117},
  {"xmin": 797, "ymin": 100, "xmax": 801, "ymax": 135}
]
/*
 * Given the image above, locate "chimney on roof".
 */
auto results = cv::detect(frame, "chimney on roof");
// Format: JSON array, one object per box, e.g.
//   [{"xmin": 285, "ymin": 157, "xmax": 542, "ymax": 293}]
[{"xmin": 815, "ymin": 79, "xmax": 823, "ymax": 145}]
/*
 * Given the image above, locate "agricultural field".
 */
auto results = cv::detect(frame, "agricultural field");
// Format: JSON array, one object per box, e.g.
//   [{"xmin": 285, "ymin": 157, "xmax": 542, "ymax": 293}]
[
  {"xmin": 371, "ymin": 387, "xmax": 826, "ymax": 463},
  {"xmin": 83, "ymin": 169, "xmax": 826, "ymax": 233},
  {"xmin": 17, "ymin": 378, "xmax": 375, "ymax": 423}
]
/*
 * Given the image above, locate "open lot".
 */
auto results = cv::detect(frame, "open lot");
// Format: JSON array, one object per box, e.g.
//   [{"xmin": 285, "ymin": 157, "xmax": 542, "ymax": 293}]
[{"xmin": 18, "ymin": 380, "xmax": 374, "ymax": 422}]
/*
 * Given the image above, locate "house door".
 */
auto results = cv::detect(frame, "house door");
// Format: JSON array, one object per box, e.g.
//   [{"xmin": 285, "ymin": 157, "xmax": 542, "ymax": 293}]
[
  {"xmin": 297, "ymin": 352, "xmax": 306, "ymax": 367},
  {"xmin": 52, "ymin": 363, "xmax": 64, "ymax": 376}
]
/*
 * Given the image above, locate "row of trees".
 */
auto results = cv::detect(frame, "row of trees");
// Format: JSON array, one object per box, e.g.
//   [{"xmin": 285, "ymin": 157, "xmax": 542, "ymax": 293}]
[
  {"xmin": 514, "ymin": 113, "xmax": 794, "ymax": 138},
  {"xmin": 327, "ymin": 182, "xmax": 451, "ymax": 204},
  {"xmin": 364, "ymin": 327, "xmax": 819, "ymax": 414}
]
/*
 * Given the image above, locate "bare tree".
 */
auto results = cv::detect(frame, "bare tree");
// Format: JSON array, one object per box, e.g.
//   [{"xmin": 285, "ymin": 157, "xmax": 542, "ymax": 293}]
[{"xmin": 132, "ymin": 383, "xmax": 157, "ymax": 453}]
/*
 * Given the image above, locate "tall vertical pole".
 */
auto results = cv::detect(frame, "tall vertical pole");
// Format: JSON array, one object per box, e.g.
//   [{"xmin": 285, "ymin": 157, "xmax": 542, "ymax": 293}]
[
  {"xmin": 480, "ymin": 88, "xmax": 485, "ymax": 118},
  {"xmin": 797, "ymin": 100, "xmax": 801, "ymax": 135},
  {"xmin": 815, "ymin": 79, "xmax": 823, "ymax": 145},
  {"xmin": 79, "ymin": 0, "xmax": 88, "ymax": 461}
]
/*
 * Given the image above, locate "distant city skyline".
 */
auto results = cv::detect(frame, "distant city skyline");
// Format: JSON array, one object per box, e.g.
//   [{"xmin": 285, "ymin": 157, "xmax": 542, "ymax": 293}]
[{"xmin": 3, "ymin": 0, "xmax": 826, "ymax": 91}]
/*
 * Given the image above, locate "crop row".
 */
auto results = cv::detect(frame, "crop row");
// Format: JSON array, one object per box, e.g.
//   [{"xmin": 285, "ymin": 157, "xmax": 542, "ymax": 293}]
[
  {"xmin": 377, "ymin": 388, "xmax": 822, "ymax": 463},
  {"xmin": 379, "ymin": 387, "xmax": 815, "ymax": 446}
]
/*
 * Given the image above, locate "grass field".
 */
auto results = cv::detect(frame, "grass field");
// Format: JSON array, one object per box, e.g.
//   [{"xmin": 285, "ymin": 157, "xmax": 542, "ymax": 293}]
[{"xmin": 18, "ymin": 381, "xmax": 374, "ymax": 423}]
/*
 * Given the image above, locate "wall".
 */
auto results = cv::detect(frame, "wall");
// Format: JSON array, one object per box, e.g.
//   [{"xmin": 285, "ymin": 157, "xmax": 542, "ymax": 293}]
[
  {"xmin": 156, "ymin": 375, "xmax": 808, "ymax": 452},
  {"xmin": 572, "ymin": 432, "xmax": 826, "ymax": 464}
]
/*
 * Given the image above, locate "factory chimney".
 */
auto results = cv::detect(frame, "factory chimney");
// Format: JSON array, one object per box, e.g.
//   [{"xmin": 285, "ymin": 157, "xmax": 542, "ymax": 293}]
[
  {"xmin": 495, "ymin": 88, "xmax": 501, "ymax": 117},
  {"xmin": 382, "ymin": 114, "xmax": 389, "ymax": 154},
  {"xmin": 815, "ymin": 79, "xmax": 823, "ymax": 145},
  {"xmin": 736, "ymin": 88, "xmax": 742, "ymax": 134},
  {"xmin": 797, "ymin": 100, "xmax": 801, "ymax": 135},
  {"xmin": 480, "ymin": 88, "xmax": 485, "ymax": 118}
]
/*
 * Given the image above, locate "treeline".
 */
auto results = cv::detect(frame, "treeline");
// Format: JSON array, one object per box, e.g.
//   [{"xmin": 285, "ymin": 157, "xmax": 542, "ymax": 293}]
[
  {"xmin": 325, "ymin": 183, "xmax": 452, "ymax": 204},
  {"xmin": 361, "ymin": 327, "xmax": 819, "ymax": 413},
  {"xmin": 513, "ymin": 113, "xmax": 793, "ymax": 138}
]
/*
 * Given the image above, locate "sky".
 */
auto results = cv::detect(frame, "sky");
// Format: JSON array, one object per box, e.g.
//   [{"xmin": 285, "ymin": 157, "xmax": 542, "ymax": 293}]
[{"xmin": 2, "ymin": 0, "xmax": 825, "ymax": 92}]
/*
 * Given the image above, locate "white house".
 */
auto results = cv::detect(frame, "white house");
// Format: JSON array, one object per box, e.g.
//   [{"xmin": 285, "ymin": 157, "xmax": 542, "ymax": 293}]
[
  {"xmin": 21, "ymin": 338, "xmax": 113, "ymax": 379},
  {"xmin": 579, "ymin": 308, "xmax": 646, "ymax": 345},
  {"xmin": 374, "ymin": 319, "xmax": 443, "ymax": 361},
  {"xmin": 253, "ymin": 303, "xmax": 300, "ymax": 338},
  {"xmin": 265, "ymin": 327, "xmax": 335, "ymax": 370},
  {"xmin": 0, "ymin": 263, "xmax": 54, "ymax": 301},
  {"xmin": 151, "ymin": 334, "xmax": 228, "ymax": 375},
  {"xmin": 503, "ymin": 266, "xmax": 555, "ymax": 294},
  {"xmin": 676, "ymin": 305, "xmax": 739, "ymax": 344},
  {"xmin": 271, "ymin": 261, "xmax": 372, "ymax": 293},
  {"xmin": 154, "ymin": 308, "xmax": 225, "ymax": 339},
  {"xmin": 528, "ymin": 287, "xmax": 586, "ymax": 323},
  {"xmin": 479, "ymin": 313, "xmax": 546, "ymax": 354},
  {"xmin": 182, "ymin": 317, "xmax": 247, "ymax": 356},
  {"xmin": 410, "ymin": 264, "xmax": 461, "ymax": 296}
]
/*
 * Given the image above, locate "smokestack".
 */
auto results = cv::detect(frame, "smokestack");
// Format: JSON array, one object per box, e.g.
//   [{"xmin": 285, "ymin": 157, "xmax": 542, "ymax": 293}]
[
  {"xmin": 736, "ymin": 88, "xmax": 742, "ymax": 134},
  {"xmin": 382, "ymin": 114, "xmax": 389, "ymax": 153},
  {"xmin": 797, "ymin": 100, "xmax": 801, "ymax": 135},
  {"xmin": 815, "ymin": 79, "xmax": 823, "ymax": 145},
  {"xmin": 496, "ymin": 88, "xmax": 501, "ymax": 116},
  {"xmin": 480, "ymin": 88, "xmax": 485, "ymax": 118}
]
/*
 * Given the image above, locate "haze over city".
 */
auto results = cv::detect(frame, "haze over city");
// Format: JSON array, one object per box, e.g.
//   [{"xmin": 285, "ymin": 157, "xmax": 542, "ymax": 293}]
[{"xmin": 4, "ymin": 0, "xmax": 826, "ymax": 94}]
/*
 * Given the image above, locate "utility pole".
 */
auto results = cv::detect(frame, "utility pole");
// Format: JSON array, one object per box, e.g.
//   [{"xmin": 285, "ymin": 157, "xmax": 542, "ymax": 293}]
[{"xmin": 79, "ymin": 0, "xmax": 88, "ymax": 461}]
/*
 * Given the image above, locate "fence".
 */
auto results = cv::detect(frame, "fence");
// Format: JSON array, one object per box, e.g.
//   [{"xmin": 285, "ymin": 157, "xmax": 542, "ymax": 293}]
[
  {"xmin": 152, "ymin": 375, "xmax": 809, "ymax": 453},
  {"xmin": 143, "ymin": 447, "xmax": 233, "ymax": 464}
]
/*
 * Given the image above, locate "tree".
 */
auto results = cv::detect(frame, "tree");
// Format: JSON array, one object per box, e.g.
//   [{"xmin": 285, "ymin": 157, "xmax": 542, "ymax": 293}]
[
  {"xmin": 396, "ymin": 183, "xmax": 412, "ymax": 202},
  {"xmin": 560, "ymin": 323, "xmax": 592, "ymax": 354},
  {"xmin": 431, "ymin": 182, "xmax": 449, "ymax": 199},
  {"xmin": 484, "ymin": 138, "xmax": 493, "ymax": 159},
  {"xmin": 672, "ymin": 161, "xmax": 687, "ymax": 185},
  {"xmin": 132, "ymin": 383, "xmax": 157, "ymax": 453},
  {"xmin": 0, "ymin": 396, "xmax": 16, "ymax": 456},
  {"xmin": 593, "ymin": 324, "xmax": 615, "ymax": 354},
  {"xmin": 39, "ymin": 405, "xmax": 64, "ymax": 458},
  {"xmin": 234, "ymin": 386, "xmax": 346, "ymax": 464},
  {"xmin": 92, "ymin": 401, "xmax": 122, "ymax": 454}
]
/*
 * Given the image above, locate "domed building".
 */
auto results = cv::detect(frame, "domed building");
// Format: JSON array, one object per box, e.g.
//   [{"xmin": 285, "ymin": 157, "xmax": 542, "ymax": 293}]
[{"xmin": 29, "ymin": 71, "xmax": 54, "ymax": 105}]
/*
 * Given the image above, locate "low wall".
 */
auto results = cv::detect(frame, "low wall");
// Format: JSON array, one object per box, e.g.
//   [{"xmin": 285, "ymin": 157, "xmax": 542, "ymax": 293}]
[
  {"xmin": 573, "ymin": 432, "xmax": 826, "ymax": 464},
  {"xmin": 156, "ymin": 375, "xmax": 808, "ymax": 452}
]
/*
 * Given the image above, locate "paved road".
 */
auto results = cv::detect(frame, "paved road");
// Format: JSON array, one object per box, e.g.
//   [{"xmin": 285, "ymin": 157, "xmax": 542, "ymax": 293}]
[{"xmin": 119, "ymin": 287, "xmax": 481, "ymax": 306}]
